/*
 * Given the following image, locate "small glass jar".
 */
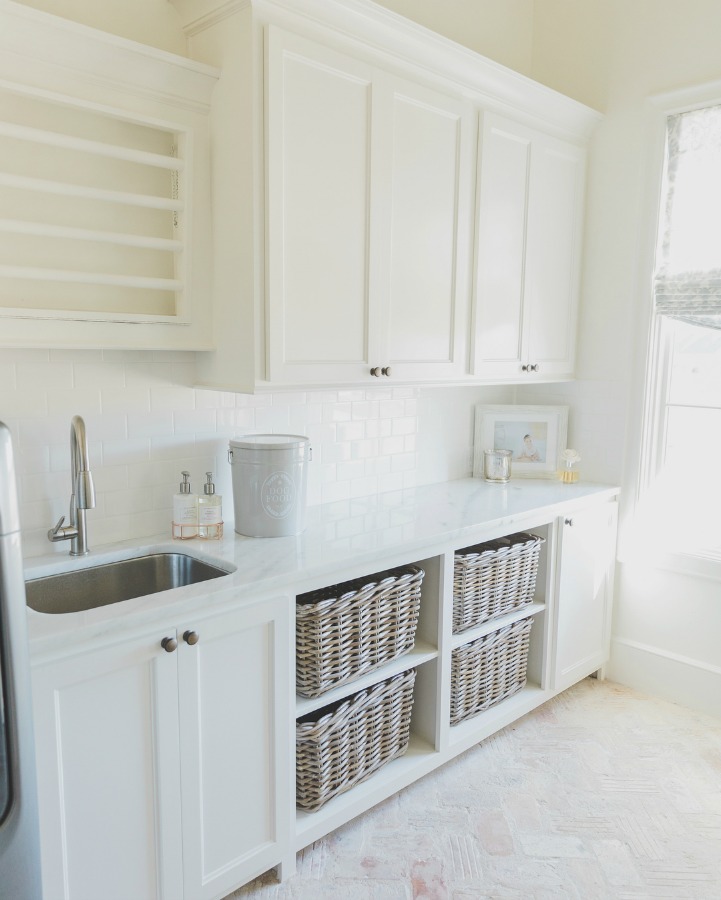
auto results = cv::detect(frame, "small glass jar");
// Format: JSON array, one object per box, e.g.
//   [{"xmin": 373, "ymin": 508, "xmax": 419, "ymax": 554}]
[
  {"xmin": 483, "ymin": 449, "xmax": 512, "ymax": 483},
  {"xmin": 558, "ymin": 450, "xmax": 581, "ymax": 484}
]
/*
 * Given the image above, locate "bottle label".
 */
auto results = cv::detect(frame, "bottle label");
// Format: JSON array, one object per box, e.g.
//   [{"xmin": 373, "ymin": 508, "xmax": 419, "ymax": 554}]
[
  {"xmin": 174, "ymin": 498, "xmax": 197, "ymax": 525},
  {"xmin": 199, "ymin": 504, "xmax": 222, "ymax": 524},
  {"xmin": 261, "ymin": 471, "xmax": 295, "ymax": 519}
]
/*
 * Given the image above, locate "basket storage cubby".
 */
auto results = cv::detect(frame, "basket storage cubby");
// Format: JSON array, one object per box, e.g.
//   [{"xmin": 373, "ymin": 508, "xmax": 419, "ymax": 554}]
[
  {"xmin": 453, "ymin": 532, "xmax": 543, "ymax": 634},
  {"xmin": 296, "ymin": 669, "xmax": 417, "ymax": 812},
  {"xmin": 450, "ymin": 616, "xmax": 534, "ymax": 725},
  {"xmin": 296, "ymin": 565, "xmax": 424, "ymax": 698}
]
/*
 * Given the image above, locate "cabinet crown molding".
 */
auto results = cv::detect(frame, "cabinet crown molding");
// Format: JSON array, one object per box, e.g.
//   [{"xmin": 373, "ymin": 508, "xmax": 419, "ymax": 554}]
[{"xmin": 171, "ymin": 0, "xmax": 602, "ymax": 140}]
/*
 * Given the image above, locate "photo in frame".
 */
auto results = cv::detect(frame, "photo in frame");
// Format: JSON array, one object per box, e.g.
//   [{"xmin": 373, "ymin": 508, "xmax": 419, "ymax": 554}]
[{"xmin": 473, "ymin": 405, "xmax": 569, "ymax": 479}]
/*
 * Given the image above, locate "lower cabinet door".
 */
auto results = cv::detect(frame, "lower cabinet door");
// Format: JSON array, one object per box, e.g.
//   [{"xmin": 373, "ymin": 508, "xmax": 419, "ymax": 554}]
[
  {"xmin": 177, "ymin": 597, "xmax": 292, "ymax": 900},
  {"xmin": 32, "ymin": 629, "xmax": 184, "ymax": 900},
  {"xmin": 554, "ymin": 502, "xmax": 618, "ymax": 692}
]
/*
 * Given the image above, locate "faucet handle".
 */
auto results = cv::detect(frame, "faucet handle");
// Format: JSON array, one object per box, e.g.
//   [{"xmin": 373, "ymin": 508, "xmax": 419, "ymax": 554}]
[
  {"xmin": 48, "ymin": 515, "xmax": 78, "ymax": 543},
  {"xmin": 50, "ymin": 515, "xmax": 66, "ymax": 536}
]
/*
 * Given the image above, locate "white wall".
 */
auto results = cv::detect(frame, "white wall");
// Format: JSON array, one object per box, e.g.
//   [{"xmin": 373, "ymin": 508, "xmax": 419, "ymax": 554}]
[
  {"xmin": 527, "ymin": 0, "xmax": 721, "ymax": 717},
  {"xmin": 13, "ymin": 0, "xmax": 188, "ymax": 53},
  {"xmin": 374, "ymin": 0, "xmax": 535, "ymax": 76}
]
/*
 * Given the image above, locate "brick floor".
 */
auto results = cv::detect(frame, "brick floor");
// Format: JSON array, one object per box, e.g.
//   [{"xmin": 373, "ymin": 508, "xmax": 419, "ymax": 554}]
[{"xmin": 229, "ymin": 678, "xmax": 721, "ymax": 899}]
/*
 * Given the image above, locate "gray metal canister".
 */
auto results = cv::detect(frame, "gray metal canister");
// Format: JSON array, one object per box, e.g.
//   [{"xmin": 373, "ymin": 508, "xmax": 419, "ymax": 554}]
[{"xmin": 228, "ymin": 434, "xmax": 311, "ymax": 537}]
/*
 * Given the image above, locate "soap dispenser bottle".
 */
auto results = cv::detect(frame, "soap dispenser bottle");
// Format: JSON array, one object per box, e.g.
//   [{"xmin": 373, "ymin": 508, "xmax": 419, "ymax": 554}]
[
  {"xmin": 198, "ymin": 471, "xmax": 223, "ymax": 539},
  {"xmin": 172, "ymin": 470, "xmax": 198, "ymax": 539}
]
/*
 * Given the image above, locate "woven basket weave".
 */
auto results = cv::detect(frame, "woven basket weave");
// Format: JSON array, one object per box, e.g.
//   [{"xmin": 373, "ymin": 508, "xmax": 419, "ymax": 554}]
[
  {"xmin": 450, "ymin": 616, "xmax": 534, "ymax": 725},
  {"xmin": 296, "ymin": 565, "xmax": 423, "ymax": 698},
  {"xmin": 453, "ymin": 532, "xmax": 543, "ymax": 634},
  {"xmin": 296, "ymin": 668, "xmax": 416, "ymax": 811}
]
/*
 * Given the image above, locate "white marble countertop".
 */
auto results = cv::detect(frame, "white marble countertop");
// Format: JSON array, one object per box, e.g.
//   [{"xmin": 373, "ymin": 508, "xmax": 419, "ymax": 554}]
[{"xmin": 25, "ymin": 477, "xmax": 619, "ymax": 653}]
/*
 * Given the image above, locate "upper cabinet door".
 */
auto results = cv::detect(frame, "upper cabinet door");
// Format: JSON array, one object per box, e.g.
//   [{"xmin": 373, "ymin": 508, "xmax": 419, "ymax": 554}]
[
  {"xmin": 525, "ymin": 133, "xmax": 586, "ymax": 377},
  {"xmin": 265, "ymin": 28, "xmax": 475, "ymax": 387},
  {"xmin": 376, "ymin": 75, "xmax": 475, "ymax": 381},
  {"xmin": 473, "ymin": 113, "xmax": 586, "ymax": 382},
  {"xmin": 266, "ymin": 28, "xmax": 379, "ymax": 385}
]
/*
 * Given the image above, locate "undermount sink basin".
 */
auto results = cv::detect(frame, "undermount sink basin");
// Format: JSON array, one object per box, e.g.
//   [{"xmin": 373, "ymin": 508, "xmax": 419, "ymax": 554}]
[{"xmin": 26, "ymin": 552, "xmax": 233, "ymax": 615}]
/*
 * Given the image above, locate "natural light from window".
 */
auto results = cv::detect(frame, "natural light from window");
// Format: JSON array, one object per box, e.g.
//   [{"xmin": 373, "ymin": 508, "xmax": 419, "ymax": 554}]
[{"xmin": 638, "ymin": 103, "xmax": 721, "ymax": 563}]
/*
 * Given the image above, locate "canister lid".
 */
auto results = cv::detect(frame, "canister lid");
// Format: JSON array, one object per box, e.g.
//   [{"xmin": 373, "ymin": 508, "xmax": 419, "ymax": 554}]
[{"xmin": 229, "ymin": 433, "xmax": 310, "ymax": 451}]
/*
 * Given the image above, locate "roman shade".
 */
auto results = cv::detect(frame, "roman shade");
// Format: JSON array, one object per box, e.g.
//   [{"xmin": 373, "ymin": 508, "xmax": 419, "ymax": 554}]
[{"xmin": 654, "ymin": 104, "xmax": 721, "ymax": 329}]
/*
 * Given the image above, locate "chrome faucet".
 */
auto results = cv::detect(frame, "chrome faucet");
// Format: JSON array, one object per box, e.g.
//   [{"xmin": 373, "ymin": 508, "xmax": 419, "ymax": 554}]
[{"xmin": 48, "ymin": 415, "xmax": 96, "ymax": 556}]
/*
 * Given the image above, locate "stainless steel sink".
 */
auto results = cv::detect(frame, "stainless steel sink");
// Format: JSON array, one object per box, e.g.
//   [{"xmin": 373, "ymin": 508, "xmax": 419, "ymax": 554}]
[{"xmin": 26, "ymin": 552, "xmax": 233, "ymax": 614}]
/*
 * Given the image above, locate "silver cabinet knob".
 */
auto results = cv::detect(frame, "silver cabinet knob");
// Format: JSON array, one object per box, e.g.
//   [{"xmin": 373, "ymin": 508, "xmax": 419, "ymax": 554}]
[
  {"xmin": 161, "ymin": 636, "xmax": 178, "ymax": 653},
  {"xmin": 183, "ymin": 630, "xmax": 200, "ymax": 646},
  {"xmin": 530, "ymin": 364, "xmax": 539, "ymax": 372},
  {"xmin": 382, "ymin": 366, "xmax": 392, "ymax": 376},
  {"xmin": 370, "ymin": 367, "xmax": 382, "ymax": 377},
  {"xmin": 564, "ymin": 518, "xmax": 574, "ymax": 526}
]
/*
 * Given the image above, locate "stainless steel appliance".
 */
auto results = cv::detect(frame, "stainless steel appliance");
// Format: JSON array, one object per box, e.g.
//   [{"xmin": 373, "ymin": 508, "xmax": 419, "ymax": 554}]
[{"xmin": 0, "ymin": 422, "xmax": 42, "ymax": 899}]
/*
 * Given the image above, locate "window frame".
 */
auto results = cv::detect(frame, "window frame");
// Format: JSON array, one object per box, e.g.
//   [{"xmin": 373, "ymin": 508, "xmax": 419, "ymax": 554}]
[{"xmin": 633, "ymin": 83, "xmax": 721, "ymax": 582}]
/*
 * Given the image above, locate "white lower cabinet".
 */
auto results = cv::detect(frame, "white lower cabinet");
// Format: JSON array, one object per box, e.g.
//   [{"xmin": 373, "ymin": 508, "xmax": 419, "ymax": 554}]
[
  {"xmin": 32, "ymin": 596, "xmax": 291, "ymax": 900},
  {"xmin": 553, "ymin": 502, "xmax": 618, "ymax": 692},
  {"xmin": 31, "ymin": 491, "xmax": 618, "ymax": 897}
]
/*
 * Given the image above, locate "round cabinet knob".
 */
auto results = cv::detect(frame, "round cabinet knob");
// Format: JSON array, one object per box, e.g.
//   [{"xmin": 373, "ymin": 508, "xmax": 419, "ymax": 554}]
[
  {"xmin": 183, "ymin": 630, "xmax": 200, "ymax": 646},
  {"xmin": 370, "ymin": 366, "xmax": 382, "ymax": 377},
  {"xmin": 521, "ymin": 364, "xmax": 530, "ymax": 372},
  {"xmin": 382, "ymin": 366, "xmax": 392, "ymax": 377},
  {"xmin": 530, "ymin": 364, "xmax": 539, "ymax": 373},
  {"xmin": 564, "ymin": 518, "xmax": 574, "ymax": 526},
  {"xmin": 161, "ymin": 636, "xmax": 178, "ymax": 653}
]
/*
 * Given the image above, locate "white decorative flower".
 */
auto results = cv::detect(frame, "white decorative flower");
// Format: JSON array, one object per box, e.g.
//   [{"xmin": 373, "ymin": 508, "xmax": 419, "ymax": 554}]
[{"xmin": 561, "ymin": 448, "xmax": 581, "ymax": 464}]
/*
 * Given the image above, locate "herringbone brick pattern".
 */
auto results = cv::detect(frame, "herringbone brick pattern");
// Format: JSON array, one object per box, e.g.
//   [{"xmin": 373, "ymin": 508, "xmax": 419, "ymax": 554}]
[{"xmin": 230, "ymin": 679, "xmax": 721, "ymax": 899}]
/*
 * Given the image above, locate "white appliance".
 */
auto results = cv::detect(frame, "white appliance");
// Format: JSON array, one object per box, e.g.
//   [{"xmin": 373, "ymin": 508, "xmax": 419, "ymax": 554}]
[{"xmin": 0, "ymin": 422, "xmax": 42, "ymax": 898}]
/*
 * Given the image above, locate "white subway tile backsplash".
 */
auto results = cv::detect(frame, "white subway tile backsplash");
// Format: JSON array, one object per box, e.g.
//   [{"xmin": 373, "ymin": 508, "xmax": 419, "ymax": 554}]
[
  {"xmin": 17, "ymin": 362, "xmax": 74, "ymax": 390},
  {"xmin": 3, "ymin": 390, "xmax": 48, "ymax": 418},
  {"xmin": 101, "ymin": 387, "xmax": 150, "ymax": 413},
  {"xmin": 128, "ymin": 411, "xmax": 174, "ymax": 439},
  {"xmin": 46, "ymin": 388, "xmax": 101, "ymax": 414},
  {"xmin": 1, "ymin": 348, "xmax": 525, "ymax": 557}
]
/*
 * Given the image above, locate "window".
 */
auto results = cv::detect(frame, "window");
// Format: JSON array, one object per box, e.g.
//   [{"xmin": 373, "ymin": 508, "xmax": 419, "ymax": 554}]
[{"xmin": 640, "ymin": 103, "xmax": 721, "ymax": 561}]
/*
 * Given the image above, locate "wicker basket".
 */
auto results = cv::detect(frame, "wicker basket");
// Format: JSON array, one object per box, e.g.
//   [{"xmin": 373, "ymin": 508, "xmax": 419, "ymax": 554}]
[
  {"xmin": 450, "ymin": 616, "xmax": 534, "ymax": 725},
  {"xmin": 452, "ymin": 532, "xmax": 543, "ymax": 634},
  {"xmin": 296, "ymin": 669, "xmax": 416, "ymax": 811},
  {"xmin": 296, "ymin": 565, "xmax": 423, "ymax": 698}
]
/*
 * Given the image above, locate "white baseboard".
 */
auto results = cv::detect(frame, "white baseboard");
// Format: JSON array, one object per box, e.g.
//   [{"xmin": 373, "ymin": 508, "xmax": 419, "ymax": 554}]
[{"xmin": 607, "ymin": 638, "xmax": 721, "ymax": 719}]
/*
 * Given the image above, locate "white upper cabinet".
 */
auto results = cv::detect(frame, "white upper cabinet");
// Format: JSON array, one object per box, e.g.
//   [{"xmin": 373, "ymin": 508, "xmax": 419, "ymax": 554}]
[
  {"xmin": 0, "ymin": 1, "xmax": 218, "ymax": 349},
  {"xmin": 473, "ymin": 113, "xmax": 586, "ymax": 382},
  {"xmin": 181, "ymin": 0, "xmax": 600, "ymax": 391},
  {"xmin": 380, "ymin": 76, "xmax": 475, "ymax": 382},
  {"xmin": 265, "ymin": 28, "xmax": 474, "ymax": 386}
]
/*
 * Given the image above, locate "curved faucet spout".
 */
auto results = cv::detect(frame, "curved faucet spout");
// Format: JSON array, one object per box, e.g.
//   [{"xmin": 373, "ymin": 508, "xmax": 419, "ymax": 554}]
[{"xmin": 70, "ymin": 415, "xmax": 96, "ymax": 511}]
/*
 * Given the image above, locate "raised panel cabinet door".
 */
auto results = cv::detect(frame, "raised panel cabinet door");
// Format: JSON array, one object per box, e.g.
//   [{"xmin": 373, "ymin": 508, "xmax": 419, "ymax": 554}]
[
  {"xmin": 178, "ymin": 597, "xmax": 292, "ymax": 900},
  {"xmin": 472, "ymin": 112, "xmax": 531, "ymax": 380},
  {"xmin": 554, "ymin": 503, "xmax": 618, "ymax": 692},
  {"xmin": 266, "ymin": 27, "xmax": 380, "ymax": 385},
  {"xmin": 32, "ymin": 630, "xmax": 184, "ymax": 900},
  {"xmin": 473, "ymin": 114, "xmax": 586, "ymax": 381},
  {"xmin": 378, "ymin": 75, "xmax": 475, "ymax": 380},
  {"xmin": 525, "ymin": 134, "xmax": 586, "ymax": 379}
]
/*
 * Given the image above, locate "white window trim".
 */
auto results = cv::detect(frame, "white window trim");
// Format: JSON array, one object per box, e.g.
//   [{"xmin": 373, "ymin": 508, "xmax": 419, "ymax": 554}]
[{"xmin": 625, "ymin": 80, "xmax": 721, "ymax": 582}]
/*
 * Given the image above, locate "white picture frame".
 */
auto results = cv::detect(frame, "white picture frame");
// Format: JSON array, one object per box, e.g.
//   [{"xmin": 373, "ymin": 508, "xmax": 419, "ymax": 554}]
[{"xmin": 473, "ymin": 405, "xmax": 569, "ymax": 479}]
